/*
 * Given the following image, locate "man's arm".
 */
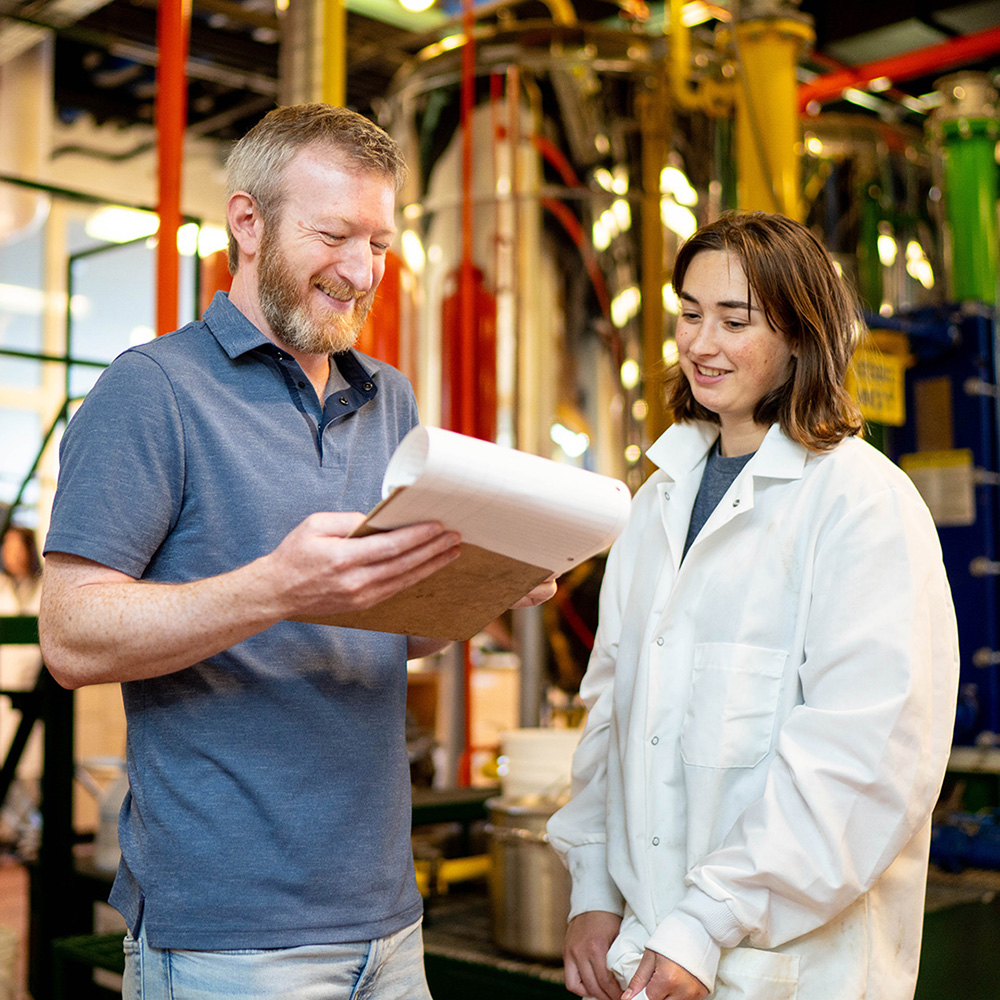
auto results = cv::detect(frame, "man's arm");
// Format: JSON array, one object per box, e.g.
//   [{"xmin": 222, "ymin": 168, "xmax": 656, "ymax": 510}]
[{"xmin": 41, "ymin": 511, "xmax": 460, "ymax": 689}]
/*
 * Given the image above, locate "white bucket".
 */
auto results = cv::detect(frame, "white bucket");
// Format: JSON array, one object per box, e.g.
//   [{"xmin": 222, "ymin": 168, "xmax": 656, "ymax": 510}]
[{"xmin": 497, "ymin": 727, "xmax": 581, "ymax": 799}]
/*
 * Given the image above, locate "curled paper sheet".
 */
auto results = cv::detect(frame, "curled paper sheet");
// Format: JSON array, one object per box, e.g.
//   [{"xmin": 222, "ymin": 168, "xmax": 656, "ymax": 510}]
[
  {"xmin": 374, "ymin": 425, "xmax": 632, "ymax": 571},
  {"xmin": 293, "ymin": 425, "xmax": 633, "ymax": 641}
]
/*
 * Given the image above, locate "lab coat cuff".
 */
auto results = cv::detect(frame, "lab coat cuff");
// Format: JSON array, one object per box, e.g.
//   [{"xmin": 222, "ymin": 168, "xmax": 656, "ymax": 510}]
[
  {"xmin": 646, "ymin": 890, "xmax": 741, "ymax": 993},
  {"xmin": 564, "ymin": 844, "xmax": 624, "ymax": 920}
]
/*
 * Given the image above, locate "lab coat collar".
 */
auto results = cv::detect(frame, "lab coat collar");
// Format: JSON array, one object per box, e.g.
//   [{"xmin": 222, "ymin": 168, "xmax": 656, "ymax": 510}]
[{"xmin": 646, "ymin": 421, "xmax": 808, "ymax": 484}]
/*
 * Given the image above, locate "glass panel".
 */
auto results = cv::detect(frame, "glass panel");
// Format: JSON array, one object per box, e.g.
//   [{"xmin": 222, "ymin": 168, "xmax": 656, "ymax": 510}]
[
  {"xmin": 0, "ymin": 182, "xmax": 47, "ymax": 389},
  {"xmin": 66, "ymin": 217, "xmax": 200, "ymax": 398},
  {"xmin": 0, "ymin": 408, "xmax": 40, "ymax": 508}
]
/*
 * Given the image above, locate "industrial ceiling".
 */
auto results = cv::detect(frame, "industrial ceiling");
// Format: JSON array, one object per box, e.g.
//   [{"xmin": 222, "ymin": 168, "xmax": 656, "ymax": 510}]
[{"xmin": 0, "ymin": 0, "xmax": 997, "ymax": 146}]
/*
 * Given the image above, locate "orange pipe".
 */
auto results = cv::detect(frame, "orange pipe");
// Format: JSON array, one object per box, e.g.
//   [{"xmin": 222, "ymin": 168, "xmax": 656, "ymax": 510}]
[
  {"xmin": 799, "ymin": 26, "xmax": 1000, "ymax": 110},
  {"xmin": 156, "ymin": 0, "xmax": 191, "ymax": 336},
  {"xmin": 457, "ymin": 0, "xmax": 477, "ymax": 787}
]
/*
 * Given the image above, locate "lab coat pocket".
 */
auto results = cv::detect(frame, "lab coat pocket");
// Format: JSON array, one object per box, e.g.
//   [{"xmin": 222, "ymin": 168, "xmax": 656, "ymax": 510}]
[
  {"xmin": 713, "ymin": 946, "xmax": 799, "ymax": 1000},
  {"xmin": 680, "ymin": 643, "xmax": 786, "ymax": 768}
]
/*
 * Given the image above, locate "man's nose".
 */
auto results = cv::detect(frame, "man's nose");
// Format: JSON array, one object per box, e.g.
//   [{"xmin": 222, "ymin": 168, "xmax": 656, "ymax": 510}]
[{"xmin": 334, "ymin": 241, "xmax": 376, "ymax": 293}]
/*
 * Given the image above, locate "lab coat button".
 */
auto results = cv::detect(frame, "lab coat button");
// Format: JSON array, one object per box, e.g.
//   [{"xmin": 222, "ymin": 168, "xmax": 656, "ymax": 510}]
[
  {"xmin": 651, "ymin": 837, "xmax": 660, "ymax": 846},
  {"xmin": 651, "ymin": 736, "xmax": 659, "ymax": 746},
  {"xmin": 656, "ymin": 636, "xmax": 664, "ymax": 646},
  {"xmin": 732, "ymin": 498, "xmax": 741, "ymax": 507}
]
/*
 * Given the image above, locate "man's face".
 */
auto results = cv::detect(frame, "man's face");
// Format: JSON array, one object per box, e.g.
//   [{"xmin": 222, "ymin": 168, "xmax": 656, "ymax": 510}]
[{"xmin": 255, "ymin": 148, "xmax": 397, "ymax": 356}]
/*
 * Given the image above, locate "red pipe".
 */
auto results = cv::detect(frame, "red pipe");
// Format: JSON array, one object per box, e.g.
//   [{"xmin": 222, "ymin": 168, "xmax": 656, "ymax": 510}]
[
  {"xmin": 799, "ymin": 26, "xmax": 1000, "ymax": 111},
  {"xmin": 156, "ymin": 0, "xmax": 191, "ymax": 336}
]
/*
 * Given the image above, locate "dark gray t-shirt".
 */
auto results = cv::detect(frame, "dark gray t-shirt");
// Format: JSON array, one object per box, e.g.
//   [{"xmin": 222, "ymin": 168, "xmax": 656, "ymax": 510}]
[
  {"xmin": 45, "ymin": 292, "xmax": 423, "ymax": 949},
  {"xmin": 682, "ymin": 440, "xmax": 755, "ymax": 559}
]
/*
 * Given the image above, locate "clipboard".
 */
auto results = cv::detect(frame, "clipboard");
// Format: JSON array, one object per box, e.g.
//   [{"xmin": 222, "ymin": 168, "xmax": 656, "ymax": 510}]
[{"xmin": 291, "ymin": 426, "xmax": 631, "ymax": 641}]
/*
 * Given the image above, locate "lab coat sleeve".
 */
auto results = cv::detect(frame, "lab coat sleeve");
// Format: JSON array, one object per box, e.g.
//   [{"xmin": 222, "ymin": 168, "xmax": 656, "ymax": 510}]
[
  {"xmin": 646, "ymin": 482, "xmax": 960, "ymax": 988},
  {"xmin": 547, "ymin": 533, "xmax": 629, "ymax": 919}
]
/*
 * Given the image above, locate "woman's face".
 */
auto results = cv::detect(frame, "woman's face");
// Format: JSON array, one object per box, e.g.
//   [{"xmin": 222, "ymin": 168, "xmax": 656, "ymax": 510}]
[
  {"xmin": 676, "ymin": 249, "xmax": 796, "ymax": 455},
  {"xmin": 1, "ymin": 530, "xmax": 30, "ymax": 578}
]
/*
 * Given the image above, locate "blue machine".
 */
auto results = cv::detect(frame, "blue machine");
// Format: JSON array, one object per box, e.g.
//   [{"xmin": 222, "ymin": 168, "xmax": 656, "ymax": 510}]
[{"xmin": 875, "ymin": 304, "xmax": 1000, "ymax": 746}]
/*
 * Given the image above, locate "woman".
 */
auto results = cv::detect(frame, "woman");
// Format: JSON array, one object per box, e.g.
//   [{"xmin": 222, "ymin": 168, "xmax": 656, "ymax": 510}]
[
  {"xmin": 0, "ymin": 522, "xmax": 44, "ymax": 854},
  {"xmin": 548, "ymin": 212, "xmax": 959, "ymax": 1000}
]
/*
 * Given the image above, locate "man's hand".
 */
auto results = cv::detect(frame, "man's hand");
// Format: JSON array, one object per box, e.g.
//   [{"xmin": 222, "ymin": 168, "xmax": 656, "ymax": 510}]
[
  {"xmin": 262, "ymin": 512, "xmax": 460, "ymax": 620},
  {"xmin": 621, "ymin": 949, "xmax": 708, "ymax": 1000},
  {"xmin": 563, "ymin": 911, "xmax": 623, "ymax": 1000}
]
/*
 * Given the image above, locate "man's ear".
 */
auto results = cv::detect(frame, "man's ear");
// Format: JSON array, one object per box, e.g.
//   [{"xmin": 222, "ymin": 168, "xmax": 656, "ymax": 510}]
[{"xmin": 227, "ymin": 192, "xmax": 262, "ymax": 261}]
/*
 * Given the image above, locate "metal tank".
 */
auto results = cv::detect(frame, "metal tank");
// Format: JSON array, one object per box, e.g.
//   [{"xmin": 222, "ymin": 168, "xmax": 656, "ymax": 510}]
[{"xmin": 377, "ymin": 10, "xmax": 730, "ymax": 491}]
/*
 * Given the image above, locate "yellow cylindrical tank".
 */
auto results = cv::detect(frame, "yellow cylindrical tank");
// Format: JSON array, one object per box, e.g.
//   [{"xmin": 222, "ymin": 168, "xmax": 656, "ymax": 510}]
[{"xmin": 733, "ymin": 10, "xmax": 814, "ymax": 220}]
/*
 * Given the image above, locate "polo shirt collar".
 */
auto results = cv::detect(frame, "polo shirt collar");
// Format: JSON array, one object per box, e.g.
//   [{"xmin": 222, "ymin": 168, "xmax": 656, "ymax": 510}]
[{"xmin": 202, "ymin": 290, "xmax": 381, "ymax": 387}]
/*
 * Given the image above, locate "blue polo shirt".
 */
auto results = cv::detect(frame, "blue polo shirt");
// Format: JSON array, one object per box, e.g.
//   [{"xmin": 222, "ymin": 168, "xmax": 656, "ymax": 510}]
[{"xmin": 45, "ymin": 292, "xmax": 424, "ymax": 949}]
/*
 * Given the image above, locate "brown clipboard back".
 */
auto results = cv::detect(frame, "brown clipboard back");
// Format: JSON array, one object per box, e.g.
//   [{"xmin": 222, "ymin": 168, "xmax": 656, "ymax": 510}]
[{"xmin": 291, "ymin": 539, "xmax": 552, "ymax": 642}]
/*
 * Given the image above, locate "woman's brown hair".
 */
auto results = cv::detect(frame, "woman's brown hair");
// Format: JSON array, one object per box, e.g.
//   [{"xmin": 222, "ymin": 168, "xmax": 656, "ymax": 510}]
[{"xmin": 666, "ymin": 211, "xmax": 864, "ymax": 451}]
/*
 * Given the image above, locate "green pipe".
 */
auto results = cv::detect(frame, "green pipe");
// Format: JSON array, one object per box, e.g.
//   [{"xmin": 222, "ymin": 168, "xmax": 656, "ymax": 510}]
[
  {"xmin": 939, "ymin": 120, "xmax": 1000, "ymax": 305},
  {"xmin": 930, "ymin": 73, "xmax": 1000, "ymax": 306}
]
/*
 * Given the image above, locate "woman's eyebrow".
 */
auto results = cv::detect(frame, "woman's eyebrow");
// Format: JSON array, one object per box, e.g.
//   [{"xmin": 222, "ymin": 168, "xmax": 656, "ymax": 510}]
[{"xmin": 679, "ymin": 289, "xmax": 760, "ymax": 313}]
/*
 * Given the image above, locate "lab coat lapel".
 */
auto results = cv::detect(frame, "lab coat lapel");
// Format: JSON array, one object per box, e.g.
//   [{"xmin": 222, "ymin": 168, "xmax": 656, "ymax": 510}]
[
  {"xmin": 646, "ymin": 421, "xmax": 809, "ymax": 566},
  {"xmin": 646, "ymin": 422, "xmax": 717, "ymax": 571},
  {"xmin": 695, "ymin": 422, "xmax": 809, "ymax": 543}
]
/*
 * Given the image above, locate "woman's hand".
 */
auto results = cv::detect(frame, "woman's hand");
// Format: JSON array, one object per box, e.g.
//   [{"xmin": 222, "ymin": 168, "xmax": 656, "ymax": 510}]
[
  {"xmin": 563, "ymin": 910, "xmax": 623, "ymax": 1000},
  {"xmin": 621, "ymin": 948, "xmax": 709, "ymax": 1000}
]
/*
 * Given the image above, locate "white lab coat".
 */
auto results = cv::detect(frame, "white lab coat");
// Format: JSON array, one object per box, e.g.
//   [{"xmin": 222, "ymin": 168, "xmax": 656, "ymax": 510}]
[{"xmin": 548, "ymin": 421, "xmax": 960, "ymax": 1000}]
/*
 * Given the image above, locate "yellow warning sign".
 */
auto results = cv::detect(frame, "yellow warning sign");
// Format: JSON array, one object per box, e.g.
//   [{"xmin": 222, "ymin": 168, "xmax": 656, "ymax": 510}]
[{"xmin": 847, "ymin": 347, "xmax": 907, "ymax": 426}]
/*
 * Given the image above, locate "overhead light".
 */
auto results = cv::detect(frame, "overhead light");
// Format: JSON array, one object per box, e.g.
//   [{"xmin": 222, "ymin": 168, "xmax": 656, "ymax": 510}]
[
  {"xmin": 195, "ymin": 224, "xmax": 229, "ymax": 257},
  {"xmin": 869, "ymin": 76, "xmax": 892, "ymax": 93},
  {"xmin": 400, "ymin": 0, "xmax": 434, "ymax": 12},
  {"xmin": 612, "ymin": 288, "xmax": 642, "ymax": 330},
  {"xmin": 86, "ymin": 206, "xmax": 159, "ymax": 244},
  {"xmin": 905, "ymin": 240, "xmax": 934, "ymax": 289},
  {"xmin": 550, "ymin": 423, "xmax": 589, "ymax": 458},
  {"xmin": 842, "ymin": 87, "xmax": 884, "ymax": 112},
  {"xmin": 877, "ymin": 232, "xmax": 898, "ymax": 267},
  {"xmin": 660, "ymin": 166, "xmax": 698, "ymax": 206},
  {"xmin": 593, "ymin": 167, "xmax": 615, "ymax": 192},
  {"xmin": 401, "ymin": 229, "xmax": 425, "ymax": 273},
  {"xmin": 620, "ymin": 356, "xmax": 640, "ymax": 388},
  {"xmin": 661, "ymin": 200, "xmax": 697, "ymax": 240},
  {"xmin": 612, "ymin": 198, "xmax": 632, "ymax": 232}
]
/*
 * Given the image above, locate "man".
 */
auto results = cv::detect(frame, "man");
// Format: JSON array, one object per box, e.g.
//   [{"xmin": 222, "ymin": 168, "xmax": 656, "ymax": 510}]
[{"xmin": 40, "ymin": 103, "xmax": 554, "ymax": 1000}]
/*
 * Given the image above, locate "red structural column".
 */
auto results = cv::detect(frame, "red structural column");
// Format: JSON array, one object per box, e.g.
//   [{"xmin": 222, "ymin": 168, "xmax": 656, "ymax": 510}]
[{"xmin": 156, "ymin": 0, "xmax": 191, "ymax": 336}]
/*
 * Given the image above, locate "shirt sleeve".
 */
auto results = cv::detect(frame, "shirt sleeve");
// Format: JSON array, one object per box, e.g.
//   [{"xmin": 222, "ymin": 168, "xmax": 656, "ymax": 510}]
[
  {"xmin": 547, "ymin": 532, "xmax": 629, "ymax": 920},
  {"xmin": 646, "ymin": 482, "xmax": 960, "ymax": 987},
  {"xmin": 45, "ymin": 349, "xmax": 185, "ymax": 579}
]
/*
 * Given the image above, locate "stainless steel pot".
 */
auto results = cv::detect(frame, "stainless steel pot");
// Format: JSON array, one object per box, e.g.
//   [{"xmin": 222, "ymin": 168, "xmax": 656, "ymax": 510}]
[{"xmin": 485, "ymin": 796, "xmax": 571, "ymax": 961}]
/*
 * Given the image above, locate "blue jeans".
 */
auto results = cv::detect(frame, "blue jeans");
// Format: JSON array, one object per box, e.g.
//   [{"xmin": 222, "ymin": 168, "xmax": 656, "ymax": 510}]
[{"xmin": 122, "ymin": 917, "xmax": 432, "ymax": 1000}]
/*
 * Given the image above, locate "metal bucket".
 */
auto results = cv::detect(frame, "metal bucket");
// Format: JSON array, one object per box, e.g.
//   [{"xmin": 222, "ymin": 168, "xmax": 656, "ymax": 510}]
[{"xmin": 485, "ymin": 796, "xmax": 570, "ymax": 961}]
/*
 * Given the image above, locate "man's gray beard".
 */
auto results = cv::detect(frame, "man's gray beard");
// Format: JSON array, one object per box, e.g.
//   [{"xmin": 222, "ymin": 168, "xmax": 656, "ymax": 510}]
[{"xmin": 257, "ymin": 233, "xmax": 375, "ymax": 355}]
